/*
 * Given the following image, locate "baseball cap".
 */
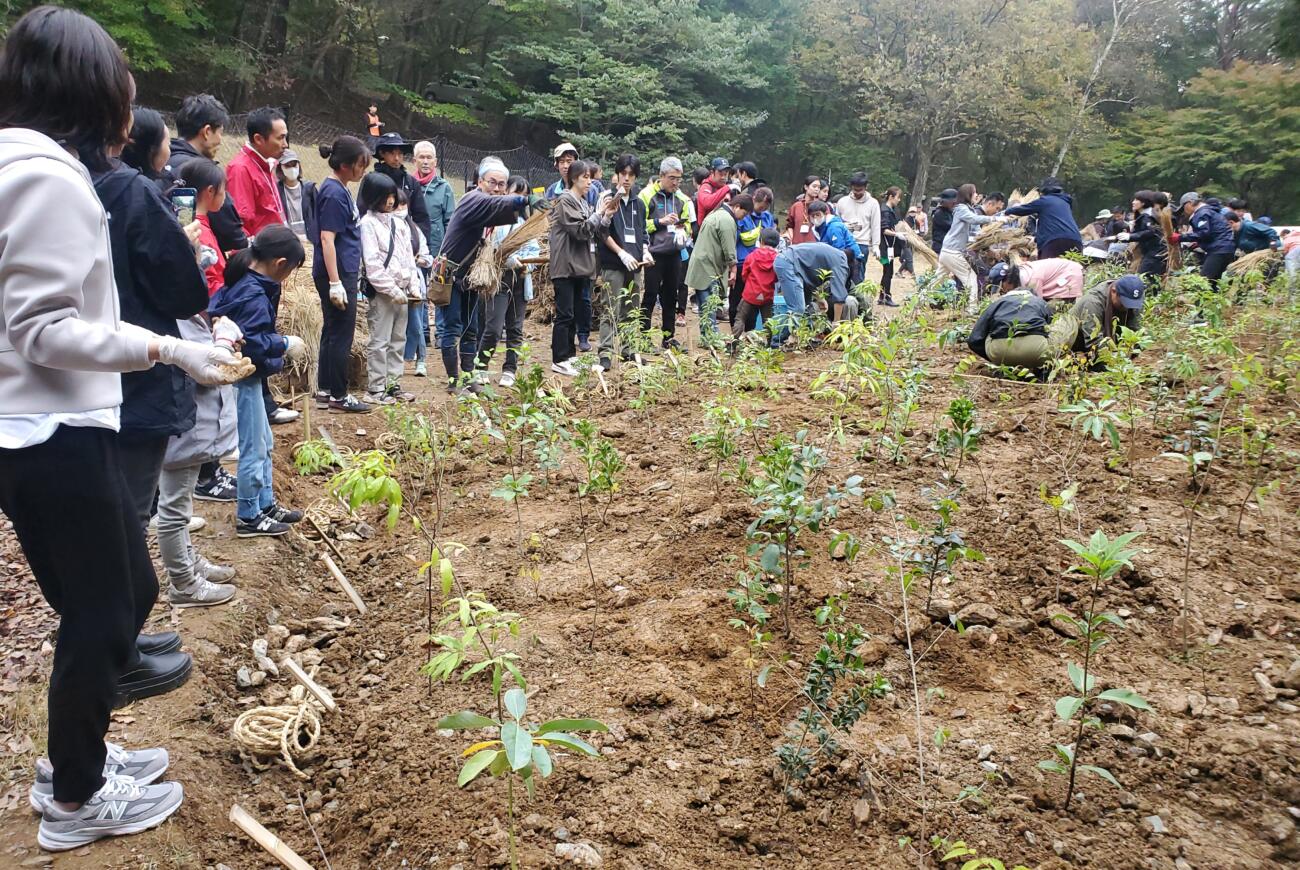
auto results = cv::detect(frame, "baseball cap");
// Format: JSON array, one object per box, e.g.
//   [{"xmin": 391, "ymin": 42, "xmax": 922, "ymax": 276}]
[
  {"xmin": 552, "ymin": 142, "xmax": 578, "ymax": 161},
  {"xmin": 1178, "ymin": 191, "xmax": 1201, "ymax": 208},
  {"xmin": 939, "ymin": 188, "xmax": 959, "ymax": 202},
  {"xmin": 279, "ymin": 148, "xmax": 300, "ymax": 165},
  {"xmin": 988, "ymin": 262, "xmax": 1012, "ymax": 284},
  {"xmin": 709, "ymin": 157, "xmax": 731, "ymax": 171},
  {"xmin": 1114, "ymin": 275, "xmax": 1146, "ymax": 309},
  {"xmin": 1095, "ymin": 208, "xmax": 1112, "ymax": 220}
]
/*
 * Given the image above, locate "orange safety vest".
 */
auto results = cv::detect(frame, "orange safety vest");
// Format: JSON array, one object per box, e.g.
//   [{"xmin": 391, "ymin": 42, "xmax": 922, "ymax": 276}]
[{"xmin": 367, "ymin": 112, "xmax": 381, "ymax": 136}]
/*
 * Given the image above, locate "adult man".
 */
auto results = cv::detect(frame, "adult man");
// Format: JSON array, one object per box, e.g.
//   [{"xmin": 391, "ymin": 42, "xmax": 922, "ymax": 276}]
[
  {"xmin": 365, "ymin": 132, "xmax": 431, "ymax": 241},
  {"xmin": 695, "ymin": 157, "xmax": 733, "ymax": 226},
  {"xmin": 1004, "ymin": 176, "xmax": 1083, "ymax": 259},
  {"xmin": 1177, "ymin": 191, "xmax": 1236, "ymax": 286},
  {"xmin": 930, "ymin": 189, "xmax": 957, "ymax": 254},
  {"xmin": 1225, "ymin": 197, "xmax": 1252, "ymax": 221},
  {"xmin": 225, "ymin": 107, "xmax": 288, "ymax": 238},
  {"xmin": 988, "ymin": 258, "xmax": 1083, "ymax": 304},
  {"xmin": 638, "ymin": 157, "xmax": 694, "ymax": 347},
  {"xmin": 966, "ymin": 284, "xmax": 1058, "ymax": 372},
  {"xmin": 731, "ymin": 186, "xmax": 777, "ymax": 326},
  {"xmin": 835, "ymin": 172, "xmax": 881, "ymax": 284},
  {"xmin": 773, "ymin": 241, "xmax": 850, "ymax": 329},
  {"xmin": 1082, "ymin": 209, "xmax": 1112, "ymax": 247},
  {"xmin": 1066, "ymin": 274, "xmax": 1145, "ymax": 355},
  {"xmin": 734, "ymin": 161, "xmax": 765, "ymax": 196},
  {"xmin": 546, "ymin": 142, "xmax": 603, "ymax": 205},
  {"xmin": 596, "ymin": 153, "xmax": 649, "ymax": 369},
  {"xmin": 163, "ymin": 94, "xmax": 246, "ymax": 254},
  {"xmin": 1226, "ymin": 212, "xmax": 1280, "ymax": 253},
  {"xmin": 686, "ymin": 194, "xmax": 752, "ymax": 339}
]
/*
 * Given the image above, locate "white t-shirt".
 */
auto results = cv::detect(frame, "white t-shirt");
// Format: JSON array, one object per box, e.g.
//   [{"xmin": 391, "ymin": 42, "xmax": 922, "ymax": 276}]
[{"xmin": 0, "ymin": 409, "xmax": 119, "ymax": 450}]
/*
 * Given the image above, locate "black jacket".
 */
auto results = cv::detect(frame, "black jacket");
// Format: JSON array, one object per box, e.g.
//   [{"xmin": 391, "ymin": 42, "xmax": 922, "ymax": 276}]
[
  {"xmin": 966, "ymin": 290, "xmax": 1050, "ymax": 360},
  {"xmin": 598, "ymin": 193, "xmax": 648, "ymax": 270},
  {"xmin": 162, "ymin": 138, "xmax": 248, "ymax": 254},
  {"xmin": 1129, "ymin": 210, "xmax": 1166, "ymax": 268},
  {"xmin": 930, "ymin": 205, "xmax": 953, "ymax": 252},
  {"xmin": 440, "ymin": 190, "xmax": 528, "ymax": 265},
  {"xmin": 366, "ymin": 164, "xmax": 431, "ymax": 242},
  {"xmin": 94, "ymin": 164, "xmax": 211, "ymax": 439}
]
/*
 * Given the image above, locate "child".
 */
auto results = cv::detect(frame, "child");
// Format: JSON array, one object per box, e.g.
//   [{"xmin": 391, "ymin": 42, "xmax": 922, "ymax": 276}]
[
  {"xmin": 358, "ymin": 173, "xmax": 418, "ymax": 405},
  {"xmin": 207, "ymin": 227, "xmax": 308, "ymax": 537},
  {"xmin": 396, "ymin": 188, "xmax": 433, "ymax": 377},
  {"xmin": 735, "ymin": 227, "xmax": 780, "ymax": 342}
]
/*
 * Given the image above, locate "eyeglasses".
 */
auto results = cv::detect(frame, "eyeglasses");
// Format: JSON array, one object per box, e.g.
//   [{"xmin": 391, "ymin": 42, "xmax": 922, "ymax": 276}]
[{"xmin": 665, "ymin": 174, "xmax": 682, "ymax": 181}]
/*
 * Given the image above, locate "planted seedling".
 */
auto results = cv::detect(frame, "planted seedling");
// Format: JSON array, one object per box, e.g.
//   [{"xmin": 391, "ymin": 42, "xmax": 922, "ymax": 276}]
[
  {"xmin": 938, "ymin": 840, "xmax": 1031, "ymax": 870},
  {"xmin": 292, "ymin": 438, "xmax": 342, "ymax": 475},
  {"xmin": 491, "ymin": 472, "xmax": 534, "ymax": 553},
  {"xmin": 329, "ymin": 449, "xmax": 403, "ymax": 529},
  {"xmin": 932, "ymin": 396, "xmax": 982, "ymax": 481},
  {"xmin": 424, "ymin": 591, "xmax": 526, "ymax": 696},
  {"xmin": 439, "ymin": 688, "xmax": 607, "ymax": 870}
]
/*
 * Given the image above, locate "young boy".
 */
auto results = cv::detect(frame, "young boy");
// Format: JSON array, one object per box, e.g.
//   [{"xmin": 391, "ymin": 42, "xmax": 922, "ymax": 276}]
[{"xmin": 734, "ymin": 227, "xmax": 781, "ymax": 342}]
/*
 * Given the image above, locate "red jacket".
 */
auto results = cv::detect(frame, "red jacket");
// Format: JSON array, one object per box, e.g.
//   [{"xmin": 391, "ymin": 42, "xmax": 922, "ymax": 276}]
[
  {"xmin": 787, "ymin": 197, "xmax": 816, "ymax": 245},
  {"xmin": 741, "ymin": 246, "xmax": 778, "ymax": 305},
  {"xmin": 695, "ymin": 178, "xmax": 732, "ymax": 226},
  {"xmin": 196, "ymin": 214, "xmax": 227, "ymax": 296},
  {"xmin": 226, "ymin": 144, "xmax": 285, "ymax": 238}
]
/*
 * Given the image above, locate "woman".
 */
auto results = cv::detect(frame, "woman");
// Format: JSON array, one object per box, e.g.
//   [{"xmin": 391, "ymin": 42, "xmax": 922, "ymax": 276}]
[
  {"xmin": 938, "ymin": 184, "xmax": 1004, "ymax": 312},
  {"xmin": 548, "ymin": 158, "xmax": 618, "ymax": 376},
  {"xmin": 477, "ymin": 176, "xmax": 537, "ymax": 387},
  {"xmin": 395, "ymin": 187, "xmax": 432, "ymax": 377},
  {"xmin": 313, "ymin": 135, "xmax": 372, "ymax": 413},
  {"xmin": 1123, "ymin": 190, "xmax": 1168, "ymax": 289},
  {"xmin": 878, "ymin": 187, "xmax": 903, "ymax": 306},
  {"xmin": 276, "ymin": 148, "xmax": 315, "ymax": 241},
  {"xmin": 118, "ymin": 107, "xmax": 169, "ymax": 186},
  {"xmin": 0, "ymin": 5, "xmax": 246, "ymax": 849},
  {"xmin": 785, "ymin": 175, "xmax": 821, "ymax": 245},
  {"xmin": 357, "ymin": 173, "xmax": 417, "ymax": 406}
]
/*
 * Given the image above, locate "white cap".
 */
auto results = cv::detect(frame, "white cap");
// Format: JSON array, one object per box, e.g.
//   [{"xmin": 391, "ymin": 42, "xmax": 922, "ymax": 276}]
[{"xmin": 553, "ymin": 142, "xmax": 578, "ymax": 161}]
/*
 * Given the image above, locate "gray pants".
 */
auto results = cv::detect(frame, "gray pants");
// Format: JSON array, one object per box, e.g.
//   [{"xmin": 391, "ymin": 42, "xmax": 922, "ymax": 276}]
[
  {"xmin": 366, "ymin": 294, "xmax": 408, "ymax": 395},
  {"xmin": 477, "ymin": 270, "xmax": 527, "ymax": 373},
  {"xmin": 157, "ymin": 464, "xmax": 201, "ymax": 589},
  {"xmin": 598, "ymin": 267, "xmax": 643, "ymax": 358}
]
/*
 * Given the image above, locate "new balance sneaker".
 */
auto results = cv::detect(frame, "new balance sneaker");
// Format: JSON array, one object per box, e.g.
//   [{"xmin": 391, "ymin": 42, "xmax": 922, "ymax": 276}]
[
  {"xmin": 365, "ymin": 392, "xmax": 397, "ymax": 406},
  {"xmin": 37, "ymin": 774, "xmax": 183, "ymax": 851},
  {"xmin": 193, "ymin": 473, "xmax": 236, "ymax": 503},
  {"xmin": 330, "ymin": 394, "xmax": 372, "ymax": 413},
  {"xmin": 168, "ymin": 577, "xmax": 236, "ymax": 609},
  {"xmin": 551, "ymin": 360, "xmax": 579, "ymax": 377},
  {"xmin": 29, "ymin": 744, "xmax": 170, "ymax": 813},
  {"xmin": 263, "ymin": 504, "xmax": 303, "ymax": 524},
  {"xmin": 269, "ymin": 407, "xmax": 300, "ymax": 425},
  {"xmin": 385, "ymin": 384, "xmax": 416, "ymax": 402},
  {"xmin": 578, "ymin": 337, "xmax": 592, "ymax": 352},
  {"xmin": 193, "ymin": 552, "xmax": 236, "ymax": 583},
  {"xmin": 498, "ymin": 371, "xmax": 517, "ymax": 388},
  {"xmin": 235, "ymin": 514, "xmax": 290, "ymax": 537}
]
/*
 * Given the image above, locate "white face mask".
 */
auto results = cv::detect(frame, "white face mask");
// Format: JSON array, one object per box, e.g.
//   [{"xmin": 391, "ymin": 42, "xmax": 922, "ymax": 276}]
[
  {"xmin": 283, "ymin": 166, "xmax": 300, "ymax": 182},
  {"xmin": 395, "ymin": 209, "xmax": 409, "ymax": 219},
  {"xmin": 812, "ymin": 216, "xmax": 826, "ymax": 227}
]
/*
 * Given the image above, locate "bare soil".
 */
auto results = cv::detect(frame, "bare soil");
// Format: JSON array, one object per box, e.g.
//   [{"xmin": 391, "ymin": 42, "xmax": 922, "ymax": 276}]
[{"xmin": 2, "ymin": 277, "xmax": 1299, "ymax": 870}]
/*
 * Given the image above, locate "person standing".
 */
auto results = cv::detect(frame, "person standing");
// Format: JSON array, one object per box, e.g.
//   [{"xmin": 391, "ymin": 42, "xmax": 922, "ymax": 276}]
[
  {"xmin": 0, "ymin": 7, "xmax": 253, "ymax": 848},
  {"xmin": 225, "ymin": 107, "xmax": 288, "ymax": 238},
  {"xmin": 366, "ymin": 132, "xmax": 431, "ymax": 242},
  {"xmin": 275, "ymin": 149, "xmax": 315, "ymax": 242},
  {"xmin": 410, "ymin": 140, "xmax": 457, "ymax": 376},
  {"xmin": 930, "ymin": 190, "xmax": 956, "ymax": 254},
  {"xmin": 734, "ymin": 160, "xmax": 764, "ymax": 196},
  {"xmin": 686, "ymin": 194, "xmax": 752, "ymax": 339},
  {"xmin": 366, "ymin": 104, "xmax": 383, "ymax": 149},
  {"xmin": 596, "ymin": 154, "xmax": 649, "ymax": 369},
  {"xmin": 731, "ymin": 186, "xmax": 777, "ymax": 326},
  {"xmin": 1177, "ymin": 191, "xmax": 1236, "ymax": 288},
  {"xmin": 312, "ymin": 136, "xmax": 373, "ymax": 413},
  {"xmin": 785, "ymin": 176, "xmax": 822, "ymax": 245},
  {"xmin": 638, "ymin": 157, "xmax": 694, "ymax": 348},
  {"xmin": 695, "ymin": 157, "xmax": 734, "ymax": 227},
  {"xmin": 878, "ymin": 187, "xmax": 904, "ymax": 306},
  {"xmin": 357, "ymin": 173, "xmax": 418, "ymax": 406},
  {"xmin": 476, "ymin": 176, "xmax": 537, "ymax": 388},
  {"xmin": 835, "ymin": 172, "xmax": 881, "ymax": 285},
  {"xmin": 938, "ymin": 184, "xmax": 1004, "ymax": 311},
  {"xmin": 1003, "ymin": 176, "xmax": 1083, "ymax": 259},
  {"xmin": 549, "ymin": 159, "xmax": 618, "ymax": 375},
  {"xmin": 163, "ymin": 93, "xmax": 247, "ymax": 254}
]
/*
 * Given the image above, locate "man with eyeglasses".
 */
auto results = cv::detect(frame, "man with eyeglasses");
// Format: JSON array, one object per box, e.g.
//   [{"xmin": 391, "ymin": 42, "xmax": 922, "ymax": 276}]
[{"xmin": 638, "ymin": 156, "xmax": 695, "ymax": 349}]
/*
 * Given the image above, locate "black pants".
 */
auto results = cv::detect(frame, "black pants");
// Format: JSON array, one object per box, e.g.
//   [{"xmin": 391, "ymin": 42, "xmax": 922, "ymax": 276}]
[
  {"xmin": 0, "ymin": 426, "xmax": 156, "ymax": 803},
  {"xmin": 642, "ymin": 252, "xmax": 681, "ymax": 340},
  {"xmin": 733, "ymin": 299, "xmax": 773, "ymax": 338},
  {"xmin": 477, "ymin": 270, "xmax": 526, "ymax": 373},
  {"xmin": 1039, "ymin": 238, "xmax": 1082, "ymax": 259},
  {"xmin": 576, "ymin": 281, "xmax": 592, "ymax": 342},
  {"xmin": 551, "ymin": 276, "xmax": 588, "ymax": 364},
  {"xmin": 1200, "ymin": 252, "xmax": 1233, "ymax": 288},
  {"xmin": 262, "ymin": 378, "xmax": 277, "ymax": 417},
  {"xmin": 117, "ymin": 435, "xmax": 168, "ymax": 531},
  {"xmin": 314, "ymin": 269, "xmax": 359, "ymax": 400},
  {"xmin": 728, "ymin": 269, "xmax": 746, "ymax": 326}
]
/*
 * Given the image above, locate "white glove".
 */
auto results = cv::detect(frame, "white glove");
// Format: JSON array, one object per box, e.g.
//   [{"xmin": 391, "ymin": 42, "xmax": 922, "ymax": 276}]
[
  {"xmin": 506, "ymin": 254, "xmax": 523, "ymax": 270},
  {"xmin": 210, "ymin": 316, "xmax": 243, "ymax": 350},
  {"xmin": 618, "ymin": 250, "xmax": 640, "ymax": 272},
  {"xmin": 416, "ymin": 254, "xmax": 433, "ymax": 269},
  {"xmin": 156, "ymin": 336, "xmax": 245, "ymax": 386},
  {"xmin": 871, "ymin": 246, "xmax": 880, "ymax": 259},
  {"xmin": 283, "ymin": 335, "xmax": 305, "ymax": 359},
  {"xmin": 328, "ymin": 281, "xmax": 347, "ymax": 310},
  {"xmin": 1117, "ymin": 232, "xmax": 1131, "ymax": 242}
]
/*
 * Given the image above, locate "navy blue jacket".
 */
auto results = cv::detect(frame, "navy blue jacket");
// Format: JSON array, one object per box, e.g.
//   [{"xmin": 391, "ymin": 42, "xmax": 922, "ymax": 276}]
[
  {"xmin": 1188, "ymin": 204, "xmax": 1236, "ymax": 254},
  {"xmin": 1004, "ymin": 190, "xmax": 1083, "ymax": 249},
  {"xmin": 439, "ymin": 190, "xmax": 528, "ymax": 264},
  {"xmin": 94, "ymin": 164, "xmax": 210, "ymax": 439},
  {"xmin": 208, "ymin": 271, "xmax": 289, "ymax": 379}
]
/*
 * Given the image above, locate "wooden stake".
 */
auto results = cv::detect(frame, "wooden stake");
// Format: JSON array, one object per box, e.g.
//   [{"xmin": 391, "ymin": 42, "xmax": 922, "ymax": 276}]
[
  {"xmin": 280, "ymin": 657, "xmax": 337, "ymax": 714},
  {"xmin": 321, "ymin": 552, "xmax": 367, "ymax": 615},
  {"xmin": 306, "ymin": 514, "xmax": 345, "ymax": 565},
  {"xmin": 229, "ymin": 803, "xmax": 316, "ymax": 870}
]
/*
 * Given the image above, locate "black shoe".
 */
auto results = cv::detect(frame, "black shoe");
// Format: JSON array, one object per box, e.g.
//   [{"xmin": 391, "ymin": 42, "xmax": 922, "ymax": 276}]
[
  {"xmin": 578, "ymin": 337, "xmax": 592, "ymax": 352},
  {"xmin": 878, "ymin": 296, "xmax": 899, "ymax": 307},
  {"xmin": 136, "ymin": 632, "xmax": 181, "ymax": 657},
  {"xmin": 599, "ymin": 356, "xmax": 612, "ymax": 372},
  {"xmin": 193, "ymin": 475, "xmax": 236, "ymax": 503},
  {"xmin": 114, "ymin": 651, "xmax": 192, "ymax": 709},
  {"xmin": 264, "ymin": 504, "xmax": 303, "ymax": 524},
  {"xmin": 235, "ymin": 514, "xmax": 290, "ymax": 537}
]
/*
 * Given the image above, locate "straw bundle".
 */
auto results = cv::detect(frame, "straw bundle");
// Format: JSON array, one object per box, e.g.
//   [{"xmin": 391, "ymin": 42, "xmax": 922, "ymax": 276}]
[
  {"xmin": 1157, "ymin": 207, "xmax": 1182, "ymax": 272},
  {"xmin": 891, "ymin": 220, "xmax": 939, "ymax": 270},
  {"xmin": 1008, "ymin": 188, "xmax": 1024, "ymax": 206},
  {"xmin": 1226, "ymin": 248, "xmax": 1281, "ymax": 276},
  {"xmin": 532, "ymin": 263, "xmax": 555, "ymax": 323},
  {"xmin": 467, "ymin": 234, "xmax": 502, "ymax": 298},
  {"xmin": 968, "ymin": 222, "xmax": 1035, "ymax": 259},
  {"xmin": 497, "ymin": 207, "xmax": 551, "ymax": 262}
]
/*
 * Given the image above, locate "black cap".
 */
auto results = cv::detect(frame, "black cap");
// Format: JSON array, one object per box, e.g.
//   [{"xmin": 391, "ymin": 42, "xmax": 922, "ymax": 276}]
[
  {"xmin": 1114, "ymin": 275, "xmax": 1145, "ymax": 310},
  {"xmin": 374, "ymin": 132, "xmax": 411, "ymax": 151},
  {"xmin": 939, "ymin": 188, "xmax": 959, "ymax": 202},
  {"xmin": 988, "ymin": 262, "xmax": 1012, "ymax": 284}
]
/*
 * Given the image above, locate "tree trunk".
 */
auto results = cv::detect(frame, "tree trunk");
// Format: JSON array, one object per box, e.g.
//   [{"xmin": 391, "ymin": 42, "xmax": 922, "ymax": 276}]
[
  {"xmin": 911, "ymin": 135, "xmax": 933, "ymax": 208},
  {"xmin": 1051, "ymin": 0, "xmax": 1126, "ymax": 176}
]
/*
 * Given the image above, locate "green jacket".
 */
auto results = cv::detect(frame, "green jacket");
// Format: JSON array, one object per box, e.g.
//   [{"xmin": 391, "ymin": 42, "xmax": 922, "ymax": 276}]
[
  {"xmin": 685, "ymin": 206, "xmax": 737, "ymax": 290},
  {"xmin": 421, "ymin": 175, "xmax": 457, "ymax": 255},
  {"xmin": 1069, "ymin": 280, "xmax": 1141, "ymax": 353}
]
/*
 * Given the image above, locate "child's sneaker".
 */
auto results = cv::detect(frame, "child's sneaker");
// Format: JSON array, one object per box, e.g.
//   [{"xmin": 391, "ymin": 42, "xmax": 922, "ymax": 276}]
[
  {"xmin": 37, "ymin": 774, "xmax": 183, "ymax": 851},
  {"xmin": 168, "ymin": 577, "xmax": 236, "ymax": 609},
  {"xmin": 414, "ymin": 362, "xmax": 427, "ymax": 377},
  {"xmin": 235, "ymin": 514, "xmax": 290, "ymax": 538},
  {"xmin": 263, "ymin": 504, "xmax": 303, "ymax": 524},
  {"xmin": 29, "ymin": 744, "xmax": 169, "ymax": 813}
]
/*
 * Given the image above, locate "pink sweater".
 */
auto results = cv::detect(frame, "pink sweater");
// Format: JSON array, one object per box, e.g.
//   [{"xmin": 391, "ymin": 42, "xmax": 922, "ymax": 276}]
[{"xmin": 1020, "ymin": 258, "xmax": 1083, "ymax": 300}]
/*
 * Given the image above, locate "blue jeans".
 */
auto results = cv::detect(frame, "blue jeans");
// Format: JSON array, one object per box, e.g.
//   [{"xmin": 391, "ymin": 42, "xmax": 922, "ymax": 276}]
[
  {"xmin": 234, "ymin": 378, "xmax": 275, "ymax": 522},
  {"xmin": 437, "ymin": 281, "xmax": 483, "ymax": 383},
  {"xmin": 773, "ymin": 254, "xmax": 807, "ymax": 341},
  {"xmin": 692, "ymin": 280, "xmax": 722, "ymax": 338},
  {"xmin": 404, "ymin": 302, "xmax": 428, "ymax": 363}
]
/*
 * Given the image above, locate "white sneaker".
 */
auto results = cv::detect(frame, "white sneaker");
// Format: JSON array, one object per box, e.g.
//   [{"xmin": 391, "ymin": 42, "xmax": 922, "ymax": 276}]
[
  {"xmin": 37, "ymin": 773, "xmax": 183, "ymax": 851},
  {"xmin": 268, "ymin": 408, "xmax": 300, "ymax": 424},
  {"xmin": 551, "ymin": 361, "xmax": 579, "ymax": 377},
  {"xmin": 147, "ymin": 515, "xmax": 205, "ymax": 535},
  {"xmin": 498, "ymin": 371, "xmax": 517, "ymax": 388}
]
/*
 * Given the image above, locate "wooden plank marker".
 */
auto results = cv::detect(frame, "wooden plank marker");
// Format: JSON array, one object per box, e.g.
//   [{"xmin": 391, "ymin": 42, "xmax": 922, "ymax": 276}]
[
  {"xmin": 280, "ymin": 657, "xmax": 337, "ymax": 714},
  {"xmin": 321, "ymin": 552, "xmax": 367, "ymax": 615},
  {"xmin": 229, "ymin": 803, "xmax": 316, "ymax": 870}
]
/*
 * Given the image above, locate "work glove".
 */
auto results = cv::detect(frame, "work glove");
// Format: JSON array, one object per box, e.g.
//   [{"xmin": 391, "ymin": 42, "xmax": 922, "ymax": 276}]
[
  {"xmin": 618, "ymin": 250, "xmax": 640, "ymax": 272},
  {"xmin": 1117, "ymin": 232, "xmax": 1131, "ymax": 242},
  {"xmin": 211, "ymin": 317, "xmax": 243, "ymax": 350},
  {"xmin": 417, "ymin": 253, "xmax": 433, "ymax": 269},
  {"xmin": 156, "ymin": 336, "xmax": 251, "ymax": 385},
  {"xmin": 283, "ymin": 335, "xmax": 306, "ymax": 359},
  {"xmin": 329, "ymin": 281, "xmax": 347, "ymax": 310}
]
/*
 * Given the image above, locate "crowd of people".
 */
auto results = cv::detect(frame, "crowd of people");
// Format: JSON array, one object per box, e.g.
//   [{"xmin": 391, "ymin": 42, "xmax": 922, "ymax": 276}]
[{"xmin": 0, "ymin": 4, "xmax": 1296, "ymax": 855}]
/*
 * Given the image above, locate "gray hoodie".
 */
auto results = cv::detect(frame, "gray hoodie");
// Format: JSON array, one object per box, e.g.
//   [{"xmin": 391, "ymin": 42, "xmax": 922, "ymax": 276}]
[{"xmin": 0, "ymin": 129, "xmax": 154, "ymax": 414}]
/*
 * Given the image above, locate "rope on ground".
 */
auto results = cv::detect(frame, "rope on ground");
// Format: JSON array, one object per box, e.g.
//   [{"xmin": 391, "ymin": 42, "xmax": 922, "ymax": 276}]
[{"xmin": 232, "ymin": 681, "xmax": 325, "ymax": 779}]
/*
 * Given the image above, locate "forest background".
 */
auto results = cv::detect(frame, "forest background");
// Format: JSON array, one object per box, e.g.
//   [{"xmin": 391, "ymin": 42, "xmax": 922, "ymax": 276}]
[{"xmin": 5, "ymin": 0, "xmax": 1299, "ymax": 219}]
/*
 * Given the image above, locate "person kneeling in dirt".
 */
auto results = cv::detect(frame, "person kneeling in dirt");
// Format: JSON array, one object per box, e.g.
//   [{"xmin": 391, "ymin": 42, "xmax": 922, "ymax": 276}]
[
  {"xmin": 1061, "ymin": 273, "xmax": 1145, "ymax": 360},
  {"xmin": 990, "ymin": 258, "xmax": 1084, "ymax": 311},
  {"xmin": 966, "ymin": 279, "xmax": 1064, "ymax": 376}
]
